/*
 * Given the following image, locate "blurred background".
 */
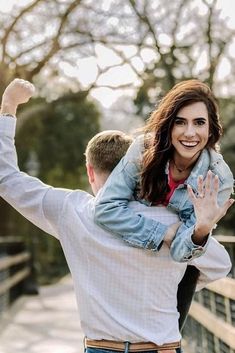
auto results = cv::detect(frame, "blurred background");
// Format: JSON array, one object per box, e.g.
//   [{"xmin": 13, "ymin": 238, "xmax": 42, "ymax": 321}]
[{"xmin": 0, "ymin": 1, "xmax": 234, "ymax": 352}]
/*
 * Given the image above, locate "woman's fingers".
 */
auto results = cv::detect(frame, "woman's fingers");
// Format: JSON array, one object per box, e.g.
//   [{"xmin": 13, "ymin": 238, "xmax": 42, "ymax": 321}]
[
  {"xmin": 189, "ymin": 171, "xmax": 220, "ymax": 203},
  {"xmin": 197, "ymin": 175, "xmax": 204, "ymax": 197},
  {"xmin": 220, "ymin": 199, "xmax": 234, "ymax": 219},
  {"xmin": 200, "ymin": 171, "xmax": 219, "ymax": 199},
  {"xmin": 187, "ymin": 184, "xmax": 196, "ymax": 203},
  {"xmin": 212, "ymin": 174, "xmax": 219, "ymax": 195},
  {"xmin": 204, "ymin": 170, "xmax": 212, "ymax": 195}
]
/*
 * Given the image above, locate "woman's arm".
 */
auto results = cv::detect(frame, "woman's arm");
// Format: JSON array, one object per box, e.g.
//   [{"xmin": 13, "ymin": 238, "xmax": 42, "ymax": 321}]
[{"xmin": 94, "ymin": 136, "xmax": 169, "ymax": 250}]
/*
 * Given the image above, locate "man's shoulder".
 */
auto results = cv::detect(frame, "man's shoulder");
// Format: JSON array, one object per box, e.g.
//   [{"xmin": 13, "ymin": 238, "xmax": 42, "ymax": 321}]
[
  {"xmin": 66, "ymin": 189, "xmax": 93, "ymax": 204},
  {"xmin": 60, "ymin": 189, "xmax": 95, "ymax": 222}
]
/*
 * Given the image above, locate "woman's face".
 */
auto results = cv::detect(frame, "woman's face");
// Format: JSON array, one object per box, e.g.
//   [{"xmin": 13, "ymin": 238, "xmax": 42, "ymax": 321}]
[{"xmin": 171, "ymin": 101, "xmax": 210, "ymax": 163}]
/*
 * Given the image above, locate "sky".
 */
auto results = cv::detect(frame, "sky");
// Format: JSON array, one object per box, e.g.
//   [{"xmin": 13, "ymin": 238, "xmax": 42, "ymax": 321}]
[{"xmin": 1, "ymin": 0, "xmax": 235, "ymax": 108}]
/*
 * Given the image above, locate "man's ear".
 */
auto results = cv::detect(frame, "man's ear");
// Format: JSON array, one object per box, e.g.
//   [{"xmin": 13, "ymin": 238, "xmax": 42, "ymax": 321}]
[{"xmin": 86, "ymin": 163, "xmax": 95, "ymax": 184}]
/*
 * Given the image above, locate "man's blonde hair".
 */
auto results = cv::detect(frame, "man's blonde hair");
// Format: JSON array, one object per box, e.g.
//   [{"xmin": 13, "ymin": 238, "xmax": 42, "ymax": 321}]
[{"xmin": 85, "ymin": 130, "xmax": 133, "ymax": 173}]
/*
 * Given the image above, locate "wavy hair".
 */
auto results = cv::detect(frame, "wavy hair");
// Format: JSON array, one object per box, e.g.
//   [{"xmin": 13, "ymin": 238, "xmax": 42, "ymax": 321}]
[{"xmin": 139, "ymin": 79, "xmax": 223, "ymax": 203}]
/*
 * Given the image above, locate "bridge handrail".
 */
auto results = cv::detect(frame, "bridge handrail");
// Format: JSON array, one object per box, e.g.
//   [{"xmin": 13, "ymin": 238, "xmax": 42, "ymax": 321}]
[
  {"xmin": 0, "ymin": 236, "xmax": 36, "ymax": 315},
  {"xmin": 0, "ymin": 252, "xmax": 30, "ymax": 271},
  {"xmin": 184, "ymin": 234, "xmax": 235, "ymax": 353}
]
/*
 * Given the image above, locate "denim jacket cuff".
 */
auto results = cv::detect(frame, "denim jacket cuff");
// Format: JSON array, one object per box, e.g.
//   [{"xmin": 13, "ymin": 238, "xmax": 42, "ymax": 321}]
[
  {"xmin": 170, "ymin": 225, "xmax": 210, "ymax": 262},
  {"xmin": 183, "ymin": 225, "xmax": 210, "ymax": 260},
  {"xmin": 145, "ymin": 223, "xmax": 168, "ymax": 251}
]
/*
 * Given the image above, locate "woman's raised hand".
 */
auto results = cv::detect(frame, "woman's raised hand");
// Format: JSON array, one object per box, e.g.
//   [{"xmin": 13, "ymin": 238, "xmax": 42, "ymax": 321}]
[{"xmin": 188, "ymin": 170, "xmax": 234, "ymax": 244}]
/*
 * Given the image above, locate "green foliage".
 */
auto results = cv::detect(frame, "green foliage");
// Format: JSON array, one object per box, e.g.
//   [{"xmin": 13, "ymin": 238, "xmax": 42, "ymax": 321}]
[{"xmin": 16, "ymin": 91, "xmax": 100, "ymax": 189}]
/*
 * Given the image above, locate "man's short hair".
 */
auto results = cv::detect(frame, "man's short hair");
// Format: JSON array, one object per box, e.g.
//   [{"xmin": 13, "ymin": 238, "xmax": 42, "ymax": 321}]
[{"xmin": 85, "ymin": 130, "xmax": 133, "ymax": 173}]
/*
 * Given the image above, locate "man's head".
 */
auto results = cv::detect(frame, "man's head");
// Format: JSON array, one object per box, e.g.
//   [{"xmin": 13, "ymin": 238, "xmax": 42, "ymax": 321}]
[{"xmin": 85, "ymin": 130, "xmax": 133, "ymax": 195}]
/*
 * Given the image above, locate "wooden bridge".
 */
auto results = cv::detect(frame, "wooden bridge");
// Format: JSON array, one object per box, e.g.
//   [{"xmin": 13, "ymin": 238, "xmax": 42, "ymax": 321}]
[{"xmin": 0, "ymin": 235, "xmax": 234, "ymax": 353}]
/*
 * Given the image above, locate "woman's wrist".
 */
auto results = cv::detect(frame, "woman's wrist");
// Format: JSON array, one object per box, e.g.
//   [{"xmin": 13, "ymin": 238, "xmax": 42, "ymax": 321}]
[{"xmin": 192, "ymin": 223, "xmax": 212, "ymax": 245}]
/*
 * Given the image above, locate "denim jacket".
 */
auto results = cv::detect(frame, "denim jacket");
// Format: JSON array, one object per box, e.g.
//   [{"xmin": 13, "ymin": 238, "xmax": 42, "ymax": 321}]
[{"xmin": 94, "ymin": 135, "xmax": 234, "ymax": 262}]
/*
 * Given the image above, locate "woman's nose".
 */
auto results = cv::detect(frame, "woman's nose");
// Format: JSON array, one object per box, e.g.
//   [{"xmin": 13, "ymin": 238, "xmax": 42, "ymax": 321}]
[{"xmin": 184, "ymin": 124, "xmax": 196, "ymax": 137}]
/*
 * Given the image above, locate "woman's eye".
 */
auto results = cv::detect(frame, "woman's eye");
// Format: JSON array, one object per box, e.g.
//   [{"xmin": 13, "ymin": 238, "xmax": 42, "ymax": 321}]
[
  {"xmin": 174, "ymin": 119, "xmax": 185, "ymax": 125},
  {"xmin": 196, "ymin": 119, "xmax": 206, "ymax": 126}
]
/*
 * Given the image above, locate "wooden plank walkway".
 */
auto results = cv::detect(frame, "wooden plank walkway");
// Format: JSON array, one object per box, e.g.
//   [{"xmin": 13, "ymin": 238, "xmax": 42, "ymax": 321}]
[{"xmin": 0, "ymin": 276, "xmax": 83, "ymax": 353}]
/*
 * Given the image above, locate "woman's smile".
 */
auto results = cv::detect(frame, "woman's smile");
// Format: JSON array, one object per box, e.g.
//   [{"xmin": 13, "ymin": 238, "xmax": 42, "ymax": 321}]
[{"xmin": 179, "ymin": 140, "xmax": 199, "ymax": 148}]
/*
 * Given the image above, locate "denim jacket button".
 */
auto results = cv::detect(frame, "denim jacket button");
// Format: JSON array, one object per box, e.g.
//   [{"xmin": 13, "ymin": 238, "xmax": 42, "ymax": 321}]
[
  {"xmin": 146, "ymin": 240, "xmax": 157, "ymax": 250},
  {"xmin": 192, "ymin": 248, "xmax": 203, "ymax": 256}
]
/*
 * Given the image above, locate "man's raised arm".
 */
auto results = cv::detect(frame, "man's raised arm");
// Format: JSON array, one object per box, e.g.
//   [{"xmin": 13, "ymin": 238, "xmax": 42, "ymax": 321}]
[{"xmin": 0, "ymin": 79, "xmax": 72, "ymax": 238}]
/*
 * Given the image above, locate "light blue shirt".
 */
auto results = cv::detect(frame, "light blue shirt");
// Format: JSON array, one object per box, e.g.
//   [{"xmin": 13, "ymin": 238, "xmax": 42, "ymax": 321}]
[{"xmin": 94, "ymin": 135, "xmax": 234, "ymax": 262}]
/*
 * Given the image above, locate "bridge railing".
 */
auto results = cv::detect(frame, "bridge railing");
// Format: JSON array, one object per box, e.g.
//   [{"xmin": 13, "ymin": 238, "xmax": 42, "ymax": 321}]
[
  {"xmin": 183, "ymin": 235, "xmax": 235, "ymax": 353},
  {"xmin": 0, "ymin": 236, "xmax": 38, "ymax": 317}
]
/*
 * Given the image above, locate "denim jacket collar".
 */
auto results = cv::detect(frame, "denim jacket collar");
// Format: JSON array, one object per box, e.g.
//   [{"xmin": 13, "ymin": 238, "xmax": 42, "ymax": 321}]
[{"xmin": 166, "ymin": 149, "xmax": 211, "ymax": 192}]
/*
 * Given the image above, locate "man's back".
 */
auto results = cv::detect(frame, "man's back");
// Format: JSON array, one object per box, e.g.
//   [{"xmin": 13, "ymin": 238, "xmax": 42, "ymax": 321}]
[{"xmin": 56, "ymin": 193, "xmax": 184, "ymax": 344}]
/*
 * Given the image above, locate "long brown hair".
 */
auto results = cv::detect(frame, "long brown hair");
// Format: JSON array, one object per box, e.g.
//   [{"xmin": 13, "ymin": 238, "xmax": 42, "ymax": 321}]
[{"xmin": 139, "ymin": 79, "xmax": 223, "ymax": 203}]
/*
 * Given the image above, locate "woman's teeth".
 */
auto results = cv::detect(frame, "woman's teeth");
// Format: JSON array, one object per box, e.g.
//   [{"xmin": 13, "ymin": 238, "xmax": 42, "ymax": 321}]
[{"xmin": 180, "ymin": 141, "xmax": 198, "ymax": 147}]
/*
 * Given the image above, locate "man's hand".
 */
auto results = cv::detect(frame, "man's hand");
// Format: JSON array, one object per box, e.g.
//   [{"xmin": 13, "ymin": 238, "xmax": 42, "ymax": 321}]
[
  {"xmin": 164, "ymin": 221, "xmax": 182, "ymax": 248},
  {"xmin": 1, "ymin": 78, "xmax": 35, "ymax": 116},
  {"xmin": 188, "ymin": 170, "xmax": 234, "ymax": 245}
]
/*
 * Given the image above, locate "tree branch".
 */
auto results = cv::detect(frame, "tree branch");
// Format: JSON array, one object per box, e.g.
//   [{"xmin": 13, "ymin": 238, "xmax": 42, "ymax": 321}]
[
  {"xmin": 128, "ymin": 0, "xmax": 176, "ymax": 87},
  {"xmin": 128, "ymin": 0, "xmax": 162, "ymax": 54},
  {"xmin": 1, "ymin": 0, "xmax": 42, "ymax": 63},
  {"xmin": 88, "ymin": 82, "xmax": 133, "ymax": 91},
  {"xmin": 26, "ymin": 0, "xmax": 83, "ymax": 79}
]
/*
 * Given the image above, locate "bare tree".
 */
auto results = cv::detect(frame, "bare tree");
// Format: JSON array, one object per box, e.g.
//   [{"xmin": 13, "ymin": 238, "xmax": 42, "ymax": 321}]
[
  {"xmin": 0, "ymin": 0, "xmax": 139, "ymax": 95},
  {"xmin": 1, "ymin": 0, "xmax": 234, "ymax": 105},
  {"xmin": 1, "ymin": 0, "xmax": 234, "ymax": 98}
]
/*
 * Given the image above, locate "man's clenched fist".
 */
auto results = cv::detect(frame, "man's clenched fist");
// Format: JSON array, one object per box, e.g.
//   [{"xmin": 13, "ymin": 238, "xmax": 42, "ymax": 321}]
[{"xmin": 1, "ymin": 78, "xmax": 35, "ymax": 116}]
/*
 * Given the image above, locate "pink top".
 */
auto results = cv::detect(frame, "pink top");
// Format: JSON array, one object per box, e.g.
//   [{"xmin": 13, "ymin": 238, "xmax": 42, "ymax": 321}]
[{"xmin": 163, "ymin": 166, "xmax": 186, "ymax": 206}]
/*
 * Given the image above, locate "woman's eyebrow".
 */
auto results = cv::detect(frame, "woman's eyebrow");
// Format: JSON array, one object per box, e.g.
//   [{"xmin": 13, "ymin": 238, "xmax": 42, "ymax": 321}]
[{"xmin": 175, "ymin": 116, "xmax": 207, "ymax": 120}]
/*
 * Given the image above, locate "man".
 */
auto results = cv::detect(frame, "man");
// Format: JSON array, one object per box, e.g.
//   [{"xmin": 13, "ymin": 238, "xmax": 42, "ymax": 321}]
[{"xmin": 0, "ymin": 79, "xmax": 232, "ymax": 353}]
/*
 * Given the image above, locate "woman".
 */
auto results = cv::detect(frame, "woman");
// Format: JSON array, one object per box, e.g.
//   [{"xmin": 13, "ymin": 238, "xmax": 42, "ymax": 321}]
[{"xmin": 94, "ymin": 79, "xmax": 234, "ymax": 262}]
